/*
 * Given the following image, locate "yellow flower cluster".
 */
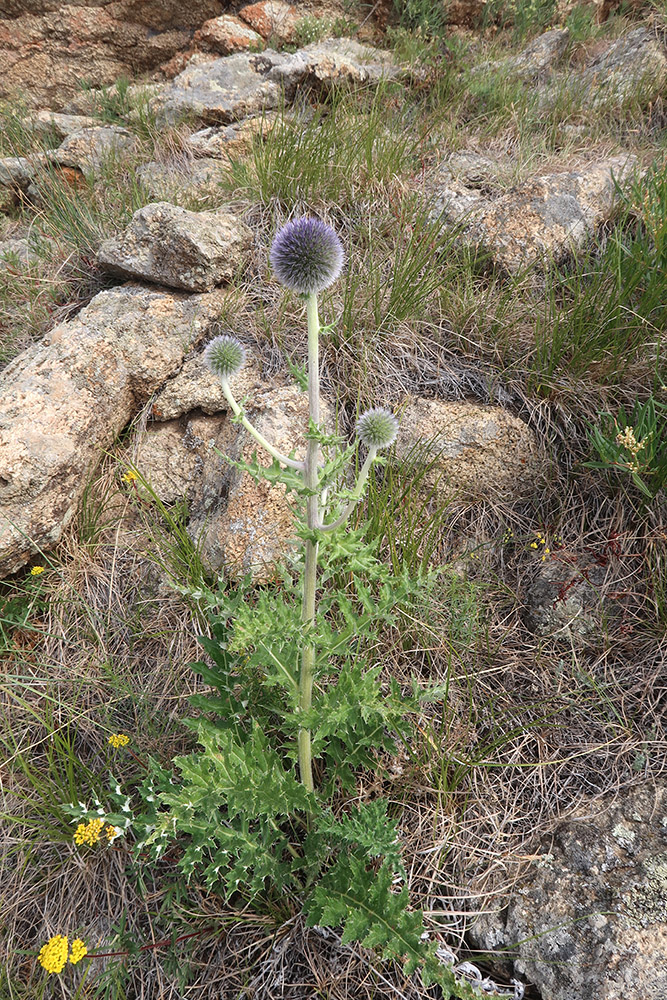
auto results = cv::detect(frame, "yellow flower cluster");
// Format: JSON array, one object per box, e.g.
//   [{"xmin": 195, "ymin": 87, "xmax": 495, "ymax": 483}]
[
  {"xmin": 108, "ymin": 733, "xmax": 130, "ymax": 748},
  {"xmin": 121, "ymin": 469, "xmax": 139, "ymax": 483},
  {"xmin": 615, "ymin": 425, "xmax": 643, "ymax": 456},
  {"xmin": 38, "ymin": 935, "xmax": 88, "ymax": 974},
  {"xmin": 73, "ymin": 818, "xmax": 106, "ymax": 846},
  {"xmin": 30, "ymin": 565, "xmax": 45, "ymax": 576},
  {"xmin": 69, "ymin": 939, "xmax": 88, "ymax": 965},
  {"xmin": 38, "ymin": 935, "xmax": 68, "ymax": 973}
]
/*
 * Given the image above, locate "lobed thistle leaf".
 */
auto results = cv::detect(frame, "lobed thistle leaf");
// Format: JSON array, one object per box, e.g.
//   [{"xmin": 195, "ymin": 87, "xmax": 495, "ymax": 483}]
[
  {"xmin": 356, "ymin": 408, "xmax": 399, "ymax": 449},
  {"xmin": 270, "ymin": 217, "xmax": 345, "ymax": 295},
  {"xmin": 204, "ymin": 335, "xmax": 246, "ymax": 379}
]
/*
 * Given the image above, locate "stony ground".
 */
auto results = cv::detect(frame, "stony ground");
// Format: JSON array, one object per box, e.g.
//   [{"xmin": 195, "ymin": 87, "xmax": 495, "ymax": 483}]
[{"xmin": 0, "ymin": 2, "xmax": 666, "ymax": 999}]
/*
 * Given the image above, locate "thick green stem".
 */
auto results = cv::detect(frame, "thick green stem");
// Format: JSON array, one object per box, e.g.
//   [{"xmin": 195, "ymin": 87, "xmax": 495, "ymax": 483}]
[{"xmin": 298, "ymin": 292, "xmax": 321, "ymax": 793}]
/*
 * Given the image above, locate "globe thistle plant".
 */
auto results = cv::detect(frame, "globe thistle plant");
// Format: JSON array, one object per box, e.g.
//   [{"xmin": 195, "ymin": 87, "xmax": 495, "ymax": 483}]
[
  {"xmin": 356, "ymin": 408, "xmax": 399, "ymax": 450},
  {"xmin": 270, "ymin": 216, "xmax": 345, "ymax": 295},
  {"xmin": 205, "ymin": 217, "xmax": 398, "ymax": 793},
  {"xmin": 204, "ymin": 335, "xmax": 246, "ymax": 380}
]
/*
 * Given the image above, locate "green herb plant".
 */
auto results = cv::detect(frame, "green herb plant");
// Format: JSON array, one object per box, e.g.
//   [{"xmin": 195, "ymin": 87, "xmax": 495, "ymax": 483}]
[{"xmin": 586, "ymin": 393, "xmax": 667, "ymax": 500}]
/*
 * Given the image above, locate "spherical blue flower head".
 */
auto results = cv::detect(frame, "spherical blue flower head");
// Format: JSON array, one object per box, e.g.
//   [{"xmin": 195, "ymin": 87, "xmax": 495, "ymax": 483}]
[
  {"xmin": 270, "ymin": 217, "xmax": 345, "ymax": 295},
  {"xmin": 356, "ymin": 408, "xmax": 399, "ymax": 449},
  {"xmin": 204, "ymin": 334, "xmax": 246, "ymax": 379}
]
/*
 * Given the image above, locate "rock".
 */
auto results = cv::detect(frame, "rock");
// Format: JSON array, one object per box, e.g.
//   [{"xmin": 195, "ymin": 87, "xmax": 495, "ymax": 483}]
[
  {"xmin": 428, "ymin": 155, "xmax": 638, "ymax": 272},
  {"xmin": 24, "ymin": 111, "xmax": 99, "ymax": 145},
  {"xmin": 0, "ymin": 155, "xmax": 45, "ymax": 194},
  {"xmin": 432, "ymin": 150, "xmax": 510, "ymax": 193},
  {"xmin": 48, "ymin": 126, "xmax": 137, "ymax": 172},
  {"xmin": 194, "ymin": 14, "xmax": 264, "ymax": 54},
  {"xmin": 507, "ymin": 27, "xmax": 570, "ymax": 79},
  {"xmin": 394, "ymin": 397, "xmax": 544, "ymax": 498},
  {"xmin": 150, "ymin": 39, "xmax": 400, "ymax": 125},
  {"xmin": 0, "ymin": 284, "xmax": 230, "ymax": 577},
  {"xmin": 474, "ymin": 28, "xmax": 569, "ymax": 80},
  {"xmin": 238, "ymin": 1, "xmax": 299, "ymax": 44},
  {"xmin": 524, "ymin": 546, "xmax": 627, "ymax": 643},
  {"xmin": 0, "ymin": 0, "xmax": 223, "ymax": 109},
  {"xmin": 150, "ymin": 49, "xmax": 284, "ymax": 125},
  {"xmin": 136, "ymin": 158, "xmax": 228, "ymax": 205},
  {"xmin": 134, "ymin": 348, "xmax": 332, "ymax": 582},
  {"xmin": 469, "ymin": 783, "xmax": 667, "ymax": 1000},
  {"xmin": 150, "ymin": 348, "xmax": 265, "ymax": 421},
  {"xmin": 97, "ymin": 202, "xmax": 253, "ymax": 292},
  {"xmin": 581, "ymin": 27, "xmax": 667, "ymax": 108},
  {"xmin": 262, "ymin": 37, "xmax": 402, "ymax": 93},
  {"xmin": 201, "ymin": 383, "xmax": 317, "ymax": 580},
  {"xmin": 186, "ymin": 114, "xmax": 278, "ymax": 158},
  {"xmin": 0, "ymin": 238, "xmax": 36, "ymax": 266}
]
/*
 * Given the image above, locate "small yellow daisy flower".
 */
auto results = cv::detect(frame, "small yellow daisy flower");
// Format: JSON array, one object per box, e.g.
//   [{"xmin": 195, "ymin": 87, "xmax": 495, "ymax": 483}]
[
  {"xmin": 69, "ymin": 939, "xmax": 88, "ymax": 965},
  {"xmin": 38, "ymin": 934, "xmax": 69, "ymax": 974},
  {"xmin": 30, "ymin": 565, "xmax": 45, "ymax": 576},
  {"xmin": 108, "ymin": 733, "xmax": 130, "ymax": 749}
]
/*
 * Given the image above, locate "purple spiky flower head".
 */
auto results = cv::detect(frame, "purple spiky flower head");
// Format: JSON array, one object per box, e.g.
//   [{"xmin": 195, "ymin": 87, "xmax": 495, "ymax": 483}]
[
  {"xmin": 356, "ymin": 408, "xmax": 399, "ymax": 449},
  {"xmin": 204, "ymin": 334, "xmax": 246, "ymax": 380},
  {"xmin": 270, "ymin": 217, "xmax": 345, "ymax": 295}
]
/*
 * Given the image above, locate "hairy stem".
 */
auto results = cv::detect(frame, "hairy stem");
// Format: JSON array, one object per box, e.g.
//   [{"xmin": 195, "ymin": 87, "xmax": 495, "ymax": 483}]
[
  {"xmin": 219, "ymin": 379, "xmax": 305, "ymax": 471},
  {"xmin": 298, "ymin": 292, "xmax": 321, "ymax": 793},
  {"xmin": 318, "ymin": 446, "xmax": 378, "ymax": 532}
]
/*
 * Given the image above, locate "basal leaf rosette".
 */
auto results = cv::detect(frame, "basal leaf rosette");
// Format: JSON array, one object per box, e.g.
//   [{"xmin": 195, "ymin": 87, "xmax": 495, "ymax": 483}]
[
  {"xmin": 356, "ymin": 408, "xmax": 399, "ymax": 449},
  {"xmin": 204, "ymin": 335, "xmax": 246, "ymax": 380},
  {"xmin": 270, "ymin": 217, "xmax": 345, "ymax": 295}
]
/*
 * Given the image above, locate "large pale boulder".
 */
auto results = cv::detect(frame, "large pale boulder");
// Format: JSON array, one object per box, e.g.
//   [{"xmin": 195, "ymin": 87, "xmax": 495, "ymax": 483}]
[
  {"xmin": 395, "ymin": 396, "xmax": 545, "ymax": 498},
  {"xmin": 469, "ymin": 784, "xmax": 667, "ymax": 1000},
  {"xmin": 475, "ymin": 28, "xmax": 569, "ymax": 80},
  {"xmin": 0, "ymin": 284, "xmax": 230, "ymax": 577},
  {"xmin": 47, "ymin": 126, "xmax": 137, "ymax": 172},
  {"xmin": 97, "ymin": 202, "xmax": 253, "ymax": 292},
  {"xmin": 24, "ymin": 112, "xmax": 99, "ymax": 145},
  {"xmin": 582, "ymin": 26, "xmax": 667, "ymax": 108},
  {"xmin": 150, "ymin": 38, "xmax": 401, "ymax": 124},
  {"xmin": 428, "ymin": 156, "xmax": 638, "ymax": 272}
]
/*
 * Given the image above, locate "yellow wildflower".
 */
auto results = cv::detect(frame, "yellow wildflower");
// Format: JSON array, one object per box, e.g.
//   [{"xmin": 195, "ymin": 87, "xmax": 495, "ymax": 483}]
[
  {"xmin": 615, "ymin": 426, "xmax": 643, "ymax": 456},
  {"xmin": 108, "ymin": 733, "xmax": 130, "ymax": 749},
  {"xmin": 104, "ymin": 824, "xmax": 119, "ymax": 841},
  {"xmin": 38, "ymin": 935, "xmax": 69, "ymax": 974},
  {"xmin": 69, "ymin": 939, "xmax": 88, "ymax": 965},
  {"xmin": 121, "ymin": 470, "xmax": 139, "ymax": 483},
  {"xmin": 73, "ymin": 818, "xmax": 105, "ymax": 847},
  {"xmin": 529, "ymin": 541, "xmax": 538, "ymax": 549},
  {"xmin": 30, "ymin": 565, "xmax": 45, "ymax": 576}
]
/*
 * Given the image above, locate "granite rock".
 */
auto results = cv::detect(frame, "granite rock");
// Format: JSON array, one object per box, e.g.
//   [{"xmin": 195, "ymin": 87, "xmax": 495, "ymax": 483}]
[
  {"xmin": 0, "ymin": 284, "xmax": 230, "ymax": 577},
  {"xmin": 97, "ymin": 202, "xmax": 253, "ymax": 292}
]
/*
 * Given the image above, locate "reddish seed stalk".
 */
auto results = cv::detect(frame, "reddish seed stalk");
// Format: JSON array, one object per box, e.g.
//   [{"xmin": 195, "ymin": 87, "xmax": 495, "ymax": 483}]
[{"xmin": 84, "ymin": 926, "xmax": 217, "ymax": 960}]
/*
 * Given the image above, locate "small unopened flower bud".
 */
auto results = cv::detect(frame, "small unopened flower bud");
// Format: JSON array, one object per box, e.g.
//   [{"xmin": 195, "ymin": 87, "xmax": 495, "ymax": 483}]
[
  {"xmin": 270, "ymin": 217, "xmax": 345, "ymax": 295},
  {"xmin": 204, "ymin": 335, "xmax": 246, "ymax": 379},
  {"xmin": 356, "ymin": 408, "xmax": 399, "ymax": 449}
]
